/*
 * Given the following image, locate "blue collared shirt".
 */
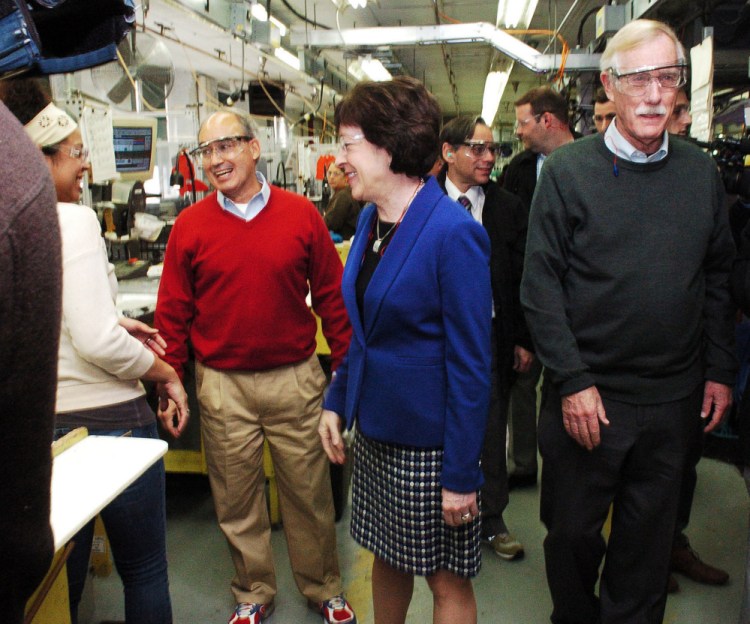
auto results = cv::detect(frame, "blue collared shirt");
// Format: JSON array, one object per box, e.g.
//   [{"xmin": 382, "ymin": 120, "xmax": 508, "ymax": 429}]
[
  {"xmin": 604, "ymin": 119, "xmax": 669, "ymax": 163},
  {"xmin": 217, "ymin": 171, "xmax": 271, "ymax": 221},
  {"xmin": 536, "ymin": 153, "xmax": 546, "ymax": 179}
]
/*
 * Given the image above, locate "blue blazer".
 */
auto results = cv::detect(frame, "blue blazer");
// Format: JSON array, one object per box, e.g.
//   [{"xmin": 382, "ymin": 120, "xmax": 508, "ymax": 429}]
[{"xmin": 324, "ymin": 177, "xmax": 492, "ymax": 492}]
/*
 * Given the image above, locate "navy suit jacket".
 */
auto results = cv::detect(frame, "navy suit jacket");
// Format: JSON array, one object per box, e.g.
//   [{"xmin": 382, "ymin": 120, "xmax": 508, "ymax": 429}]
[
  {"xmin": 436, "ymin": 170, "xmax": 533, "ymax": 391},
  {"xmin": 324, "ymin": 177, "xmax": 492, "ymax": 492}
]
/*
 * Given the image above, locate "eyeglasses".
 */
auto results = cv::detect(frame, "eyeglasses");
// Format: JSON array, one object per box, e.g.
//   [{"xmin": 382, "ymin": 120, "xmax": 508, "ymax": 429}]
[
  {"xmin": 191, "ymin": 135, "xmax": 252, "ymax": 161},
  {"xmin": 67, "ymin": 145, "xmax": 88, "ymax": 161},
  {"xmin": 338, "ymin": 133, "xmax": 365, "ymax": 154},
  {"xmin": 608, "ymin": 64, "xmax": 687, "ymax": 96},
  {"xmin": 460, "ymin": 141, "xmax": 502, "ymax": 158},
  {"xmin": 514, "ymin": 113, "xmax": 543, "ymax": 131},
  {"xmin": 49, "ymin": 144, "xmax": 89, "ymax": 161}
]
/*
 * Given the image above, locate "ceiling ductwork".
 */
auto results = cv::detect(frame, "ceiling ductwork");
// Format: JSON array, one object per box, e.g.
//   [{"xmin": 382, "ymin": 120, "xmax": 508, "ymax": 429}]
[{"xmin": 290, "ymin": 22, "xmax": 601, "ymax": 73}]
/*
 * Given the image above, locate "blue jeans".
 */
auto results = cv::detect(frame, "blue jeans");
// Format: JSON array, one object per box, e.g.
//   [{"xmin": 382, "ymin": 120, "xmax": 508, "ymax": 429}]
[{"xmin": 54, "ymin": 422, "xmax": 172, "ymax": 624}]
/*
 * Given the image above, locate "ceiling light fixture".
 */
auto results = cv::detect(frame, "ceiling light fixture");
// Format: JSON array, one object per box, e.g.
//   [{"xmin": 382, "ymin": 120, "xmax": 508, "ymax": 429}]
[
  {"xmin": 348, "ymin": 56, "xmax": 391, "ymax": 82},
  {"xmin": 481, "ymin": 69, "xmax": 511, "ymax": 126},
  {"xmin": 249, "ymin": 3, "xmax": 288, "ymax": 36},
  {"xmin": 274, "ymin": 46, "xmax": 300, "ymax": 71},
  {"xmin": 250, "ymin": 3, "xmax": 267, "ymax": 21},
  {"xmin": 330, "ymin": 0, "xmax": 368, "ymax": 9},
  {"xmin": 270, "ymin": 16, "xmax": 288, "ymax": 37},
  {"xmin": 496, "ymin": 0, "xmax": 539, "ymax": 29}
]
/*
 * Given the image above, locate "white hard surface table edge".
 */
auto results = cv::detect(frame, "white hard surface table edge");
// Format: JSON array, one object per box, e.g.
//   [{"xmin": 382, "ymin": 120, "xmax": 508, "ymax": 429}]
[{"xmin": 50, "ymin": 435, "xmax": 168, "ymax": 550}]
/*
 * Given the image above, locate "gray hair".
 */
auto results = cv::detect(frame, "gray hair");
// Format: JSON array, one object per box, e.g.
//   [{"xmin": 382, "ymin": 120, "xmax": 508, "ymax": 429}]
[{"xmin": 600, "ymin": 19, "xmax": 686, "ymax": 72}]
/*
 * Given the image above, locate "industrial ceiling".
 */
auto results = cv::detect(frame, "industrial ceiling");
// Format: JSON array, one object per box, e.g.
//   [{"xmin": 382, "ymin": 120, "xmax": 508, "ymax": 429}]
[{"xmin": 124, "ymin": 0, "xmax": 749, "ymax": 133}]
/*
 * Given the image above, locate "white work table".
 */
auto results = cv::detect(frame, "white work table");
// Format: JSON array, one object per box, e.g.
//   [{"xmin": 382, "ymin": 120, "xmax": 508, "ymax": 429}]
[{"xmin": 50, "ymin": 435, "xmax": 168, "ymax": 550}]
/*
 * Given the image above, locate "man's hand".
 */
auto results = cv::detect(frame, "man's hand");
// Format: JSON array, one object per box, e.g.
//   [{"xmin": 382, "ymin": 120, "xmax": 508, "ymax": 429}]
[
  {"xmin": 513, "ymin": 345, "xmax": 534, "ymax": 373},
  {"xmin": 318, "ymin": 409, "xmax": 346, "ymax": 464},
  {"xmin": 701, "ymin": 381, "xmax": 733, "ymax": 433},
  {"xmin": 561, "ymin": 386, "xmax": 609, "ymax": 450},
  {"xmin": 156, "ymin": 381, "xmax": 189, "ymax": 438}
]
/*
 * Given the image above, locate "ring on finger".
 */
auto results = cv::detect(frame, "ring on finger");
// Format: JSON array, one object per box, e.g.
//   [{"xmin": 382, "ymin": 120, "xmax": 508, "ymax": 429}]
[{"xmin": 461, "ymin": 512, "xmax": 472, "ymax": 522}]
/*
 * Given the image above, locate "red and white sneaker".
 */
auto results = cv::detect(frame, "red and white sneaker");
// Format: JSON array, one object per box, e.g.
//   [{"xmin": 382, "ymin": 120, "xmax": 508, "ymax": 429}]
[
  {"xmin": 228, "ymin": 601, "xmax": 274, "ymax": 624},
  {"xmin": 311, "ymin": 595, "xmax": 357, "ymax": 624}
]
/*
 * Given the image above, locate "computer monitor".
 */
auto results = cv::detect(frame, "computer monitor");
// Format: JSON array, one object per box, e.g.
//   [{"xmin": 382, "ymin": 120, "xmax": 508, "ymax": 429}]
[{"xmin": 112, "ymin": 117, "xmax": 158, "ymax": 182}]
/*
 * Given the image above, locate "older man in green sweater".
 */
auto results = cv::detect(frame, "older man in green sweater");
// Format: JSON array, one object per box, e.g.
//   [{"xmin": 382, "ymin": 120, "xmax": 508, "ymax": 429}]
[{"xmin": 521, "ymin": 19, "xmax": 736, "ymax": 624}]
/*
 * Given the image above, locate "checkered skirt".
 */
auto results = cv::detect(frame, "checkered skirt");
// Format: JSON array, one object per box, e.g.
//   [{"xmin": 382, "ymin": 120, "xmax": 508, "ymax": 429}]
[{"xmin": 350, "ymin": 431, "xmax": 482, "ymax": 578}]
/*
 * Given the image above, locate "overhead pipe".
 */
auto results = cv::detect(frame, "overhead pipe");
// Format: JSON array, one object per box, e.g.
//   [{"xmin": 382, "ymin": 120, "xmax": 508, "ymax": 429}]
[{"xmin": 290, "ymin": 22, "xmax": 601, "ymax": 73}]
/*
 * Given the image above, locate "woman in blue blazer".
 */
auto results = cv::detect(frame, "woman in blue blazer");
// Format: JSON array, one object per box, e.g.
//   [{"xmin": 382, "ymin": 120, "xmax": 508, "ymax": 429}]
[{"xmin": 319, "ymin": 77, "xmax": 492, "ymax": 623}]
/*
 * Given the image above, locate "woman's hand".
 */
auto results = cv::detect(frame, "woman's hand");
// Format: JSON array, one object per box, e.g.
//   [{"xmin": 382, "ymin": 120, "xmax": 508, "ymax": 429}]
[
  {"xmin": 156, "ymin": 380, "xmax": 189, "ymax": 438},
  {"xmin": 318, "ymin": 409, "xmax": 346, "ymax": 464},
  {"xmin": 119, "ymin": 317, "xmax": 167, "ymax": 357},
  {"xmin": 442, "ymin": 488, "xmax": 479, "ymax": 527}
]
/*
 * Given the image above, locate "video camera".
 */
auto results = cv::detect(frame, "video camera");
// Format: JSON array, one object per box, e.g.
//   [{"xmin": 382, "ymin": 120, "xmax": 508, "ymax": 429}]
[{"xmin": 696, "ymin": 136, "xmax": 750, "ymax": 198}]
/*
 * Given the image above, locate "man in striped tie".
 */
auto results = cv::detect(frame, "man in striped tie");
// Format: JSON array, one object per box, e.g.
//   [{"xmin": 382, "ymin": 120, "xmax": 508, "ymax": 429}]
[{"xmin": 436, "ymin": 115, "xmax": 533, "ymax": 562}]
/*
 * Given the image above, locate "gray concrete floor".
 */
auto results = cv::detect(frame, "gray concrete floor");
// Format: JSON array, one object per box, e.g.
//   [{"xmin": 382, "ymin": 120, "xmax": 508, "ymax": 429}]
[{"xmin": 81, "ymin": 456, "xmax": 748, "ymax": 623}]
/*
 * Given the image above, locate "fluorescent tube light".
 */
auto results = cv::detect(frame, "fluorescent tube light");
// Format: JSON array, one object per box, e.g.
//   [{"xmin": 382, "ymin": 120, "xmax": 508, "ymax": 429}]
[
  {"xmin": 270, "ymin": 16, "xmax": 288, "ymax": 37},
  {"xmin": 250, "ymin": 4, "xmax": 287, "ymax": 36},
  {"xmin": 481, "ymin": 69, "xmax": 511, "ymax": 125},
  {"xmin": 496, "ymin": 0, "xmax": 539, "ymax": 28},
  {"xmin": 251, "ymin": 3, "xmax": 267, "ymax": 21},
  {"xmin": 348, "ymin": 57, "xmax": 391, "ymax": 82},
  {"xmin": 274, "ymin": 47, "xmax": 300, "ymax": 71},
  {"xmin": 330, "ymin": 0, "xmax": 367, "ymax": 8}
]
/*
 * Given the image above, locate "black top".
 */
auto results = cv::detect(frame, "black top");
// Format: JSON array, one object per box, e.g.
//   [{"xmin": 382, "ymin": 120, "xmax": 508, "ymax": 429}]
[
  {"xmin": 356, "ymin": 217, "xmax": 397, "ymax": 320},
  {"xmin": 502, "ymin": 148, "xmax": 538, "ymax": 214}
]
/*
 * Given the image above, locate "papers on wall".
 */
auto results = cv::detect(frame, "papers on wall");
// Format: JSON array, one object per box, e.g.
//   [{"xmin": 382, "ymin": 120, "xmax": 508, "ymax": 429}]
[
  {"xmin": 689, "ymin": 36, "xmax": 714, "ymax": 143},
  {"xmin": 80, "ymin": 103, "xmax": 118, "ymax": 183}
]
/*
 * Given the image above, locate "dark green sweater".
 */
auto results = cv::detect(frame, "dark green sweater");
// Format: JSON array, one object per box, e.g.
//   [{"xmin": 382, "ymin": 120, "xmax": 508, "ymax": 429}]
[{"xmin": 521, "ymin": 133, "xmax": 737, "ymax": 403}]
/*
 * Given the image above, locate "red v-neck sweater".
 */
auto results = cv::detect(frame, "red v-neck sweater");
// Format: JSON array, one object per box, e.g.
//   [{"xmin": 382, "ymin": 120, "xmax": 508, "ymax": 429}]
[{"xmin": 155, "ymin": 188, "xmax": 351, "ymax": 377}]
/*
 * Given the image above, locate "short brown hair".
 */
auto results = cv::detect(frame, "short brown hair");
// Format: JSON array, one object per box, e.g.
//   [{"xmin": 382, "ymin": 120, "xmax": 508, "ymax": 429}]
[
  {"xmin": 0, "ymin": 78, "xmax": 51, "ymax": 125},
  {"xmin": 515, "ymin": 86, "xmax": 569, "ymax": 126},
  {"xmin": 335, "ymin": 76, "xmax": 441, "ymax": 178},
  {"xmin": 594, "ymin": 87, "xmax": 610, "ymax": 104}
]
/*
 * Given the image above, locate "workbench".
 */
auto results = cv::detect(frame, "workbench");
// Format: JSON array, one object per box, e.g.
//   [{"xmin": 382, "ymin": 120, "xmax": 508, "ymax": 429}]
[{"xmin": 25, "ymin": 435, "xmax": 168, "ymax": 624}]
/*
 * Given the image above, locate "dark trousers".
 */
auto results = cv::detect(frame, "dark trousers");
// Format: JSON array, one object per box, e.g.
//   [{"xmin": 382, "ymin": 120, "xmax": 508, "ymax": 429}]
[
  {"xmin": 674, "ymin": 414, "xmax": 705, "ymax": 540},
  {"xmin": 480, "ymin": 325, "xmax": 510, "ymax": 537},
  {"xmin": 539, "ymin": 381, "xmax": 702, "ymax": 624},
  {"xmin": 508, "ymin": 356, "xmax": 543, "ymax": 478}
]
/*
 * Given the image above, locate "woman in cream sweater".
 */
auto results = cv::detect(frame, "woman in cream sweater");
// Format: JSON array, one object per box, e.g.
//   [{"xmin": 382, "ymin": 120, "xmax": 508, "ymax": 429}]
[{"xmin": 3, "ymin": 80, "xmax": 188, "ymax": 624}]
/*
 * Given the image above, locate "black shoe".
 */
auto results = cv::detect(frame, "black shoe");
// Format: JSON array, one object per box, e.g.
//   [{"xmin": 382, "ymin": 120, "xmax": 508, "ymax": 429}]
[{"xmin": 508, "ymin": 473, "xmax": 537, "ymax": 490}]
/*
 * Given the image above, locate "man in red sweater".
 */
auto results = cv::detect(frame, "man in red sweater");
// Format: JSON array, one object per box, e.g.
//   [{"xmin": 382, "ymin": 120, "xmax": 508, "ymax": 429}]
[{"xmin": 155, "ymin": 110, "xmax": 355, "ymax": 624}]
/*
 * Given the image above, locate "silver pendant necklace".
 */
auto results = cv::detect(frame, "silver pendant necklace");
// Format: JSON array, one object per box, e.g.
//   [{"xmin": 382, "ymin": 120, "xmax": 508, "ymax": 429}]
[
  {"xmin": 372, "ymin": 180, "xmax": 423, "ymax": 253},
  {"xmin": 372, "ymin": 220, "xmax": 398, "ymax": 253}
]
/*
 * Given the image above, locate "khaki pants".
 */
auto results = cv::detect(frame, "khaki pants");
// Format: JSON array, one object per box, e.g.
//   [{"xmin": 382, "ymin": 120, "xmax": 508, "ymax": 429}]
[{"xmin": 196, "ymin": 355, "xmax": 342, "ymax": 605}]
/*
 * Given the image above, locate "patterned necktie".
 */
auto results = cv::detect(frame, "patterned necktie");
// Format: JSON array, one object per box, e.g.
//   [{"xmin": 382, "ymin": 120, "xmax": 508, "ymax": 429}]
[{"xmin": 458, "ymin": 195, "xmax": 472, "ymax": 213}]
